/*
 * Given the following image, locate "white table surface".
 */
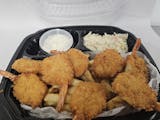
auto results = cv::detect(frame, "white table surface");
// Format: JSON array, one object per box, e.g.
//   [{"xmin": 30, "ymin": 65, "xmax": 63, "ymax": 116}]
[{"xmin": 0, "ymin": 0, "xmax": 160, "ymax": 82}]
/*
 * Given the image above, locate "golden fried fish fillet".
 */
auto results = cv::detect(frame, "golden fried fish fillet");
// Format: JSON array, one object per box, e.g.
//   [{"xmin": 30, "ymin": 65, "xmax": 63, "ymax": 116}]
[
  {"xmin": 40, "ymin": 53, "xmax": 74, "ymax": 111},
  {"xmin": 12, "ymin": 58, "xmax": 41, "ymax": 73},
  {"xmin": 70, "ymin": 82, "xmax": 107, "ymax": 120},
  {"xmin": 67, "ymin": 48, "xmax": 89, "ymax": 77},
  {"xmin": 112, "ymin": 72, "xmax": 160, "ymax": 111},
  {"xmin": 125, "ymin": 39, "xmax": 149, "ymax": 81},
  {"xmin": 91, "ymin": 49, "xmax": 124, "ymax": 79},
  {"xmin": 0, "ymin": 70, "xmax": 47, "ymax": 108}
]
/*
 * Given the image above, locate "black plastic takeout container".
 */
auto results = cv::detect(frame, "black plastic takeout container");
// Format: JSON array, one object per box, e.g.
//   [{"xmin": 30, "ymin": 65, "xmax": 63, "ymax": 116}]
[{"xmin": 0, "ymin": 26, "xmax": 160, "ymax": 120}]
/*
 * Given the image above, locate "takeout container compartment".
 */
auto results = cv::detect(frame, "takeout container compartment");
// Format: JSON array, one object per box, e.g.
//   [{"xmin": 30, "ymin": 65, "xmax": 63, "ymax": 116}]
[
  {"xmin": 0, "ymin": 26, "xmax": 159, "ymax": 120},
  {"xmin": 39, "ymin": 29, "xmax": 74, "ymax": 54},
  {"xmin": 21, "ymin": 29, "xmax": 79, "ymax": 59}
]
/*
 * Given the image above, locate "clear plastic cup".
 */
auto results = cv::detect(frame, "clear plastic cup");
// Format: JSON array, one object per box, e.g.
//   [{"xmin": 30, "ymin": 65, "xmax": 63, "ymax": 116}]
[{"xmin": 39, "ymin": 29, "xmax": 73, "ymax": 54}]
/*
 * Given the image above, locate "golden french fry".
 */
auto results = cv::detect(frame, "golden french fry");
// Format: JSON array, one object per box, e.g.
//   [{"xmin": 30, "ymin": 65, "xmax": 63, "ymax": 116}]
[
  {"xmin": 44, "ymin": 79, "xmax": 83, "ymax": 112},
  {"xmin": 72, "ymin": 78, "xmax": 83, "ymax": 86},
  {"xmin": 68, "ymin": 86, "xmax": 77, "ymax": 95},
  {"xmin": 44, "ymin": 94, "xmax": 59, "ymax": 106},
  {"xmin": 47, "ymin": 79, "xmax": 82, "ymax": 94},
  {"xmin": 106, "ymin": 96, "xmax": 126, "ymax": 110},
  {"xmin": 81, "ymin": 70, "xmax": 95, "ymax": 82},
  {"xmin": 44, "ymin": 93, "xmax": 71, "ymax": 106}
]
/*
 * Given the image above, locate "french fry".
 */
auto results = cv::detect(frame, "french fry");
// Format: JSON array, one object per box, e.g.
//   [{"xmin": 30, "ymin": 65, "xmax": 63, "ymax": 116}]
[
  {"xmin": 72, "ymin": 78, "xmax": 83, "ymax": 86},
  {"xmin": 48, "ymin": 79, "xmax": 82, "ymax": 94},
  {"xmin": 44, "ymin": 94, "xmax": 59, "ymax": 106},
  {"xmin": 44, "ymin": 93, "xmax": 71, "ymax": 106},
  {"xmin": 68, "ymin": 86, "xmax": 77, "ymax": 95},
  {"xmin": 81, "ymin": 70, "xmax": 95, "ymax": 82},
  {"xmin": 106, "ymin": 96, "xmax": 126, "ymax": 110},
  {"xmin": 44, "ymin": 93, "xmax": 71, "ymax": 112}
]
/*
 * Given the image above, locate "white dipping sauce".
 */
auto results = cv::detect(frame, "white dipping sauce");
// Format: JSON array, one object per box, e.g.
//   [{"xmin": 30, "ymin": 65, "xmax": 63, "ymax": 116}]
[{"xmin": 42, "ymin": 34, "xmax": 73, "ymax": 53}]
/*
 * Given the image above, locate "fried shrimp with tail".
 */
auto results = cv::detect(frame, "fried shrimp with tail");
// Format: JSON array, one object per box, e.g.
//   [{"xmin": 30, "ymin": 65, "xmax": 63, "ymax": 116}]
[
  {"xmin": 112, "ymin": 72, "xmax": 160, "ymax": 111},
  {"xmin": 125, "ymin": 39, "xmax": 149, "ymax": 81},
  {"xmin": 0, "ymin": 70, "xmax": 47, "ymax": 108},
  {"xmin": 67, "ymin": 48, "xmax": 89, "ymax": 77},
  {"xmin": 70, "ymin": 82, "xmax": 106, "ymax": 120},
  {"xmin": 12, "ymin": 58, "xmax": 41, "ymax": 73},
  {"xmin": 51, "ymin": 48, "xmax": 89, "ymax": 77},
  {"xmin": 40, "ymin": 53, "xmax": 74, "ymax": 111}
]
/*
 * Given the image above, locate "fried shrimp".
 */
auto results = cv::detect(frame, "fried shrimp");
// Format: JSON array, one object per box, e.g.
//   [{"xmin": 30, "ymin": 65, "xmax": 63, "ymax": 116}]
[
  {"xmin": 70, "ymin": 82, "xmax": 106, "ymax": 120},
  {"xmin": 40, "ymin": 53, "xmax": 74, "ymax": 111},
  {"xmin": 112, "ymin": 72, "xmax": 160, "ymax": 111},
  {"xmin": 125, "ymin": 39, "xmax": 149, "ymax": 80},
  {"xmin": 67, "ymin": 48, "xmax": 89, "ymax": 77},
  {"xmin": 0, "ymin": 70, "xmax": 47, "ymax": 108},
  {"xmin": 12, "ymin": 58, "xmax": 41, "ymax": 73},
  {"xmin": 91, "ymin": 49, "xmax": 124, "ymax": 79},
  {"xmin": 51, "ymin": 48, "xmax": 89, "ymax": 77}
]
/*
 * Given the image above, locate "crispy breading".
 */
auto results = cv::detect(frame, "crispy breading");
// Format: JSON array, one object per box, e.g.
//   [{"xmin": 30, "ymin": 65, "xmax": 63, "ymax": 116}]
[
  {"xmin": 40, "ymin": 53, "xmax": 74, "ymax": 85},
  {"xmin": 11, "ymin": 58, "xmax": 41, "ymax": 73},
  {"xmin": 70, "ymin": 82, "xmax": 107, "ymax": 120},
  {"xmin": 67, "ymin": 48, "xmax": 89, "ymax": 77},
  {"xmin": 40, "ymin": 53, "xmax": 74, "ymax": 111},
  {"xmin": 91, "ymin": 49, "xmax": 124, "ymax": 79},
  {"xmin": 112, "ymin": 72, "xmax": 160, "ymax": 111},
  {"xmin": 13, "ymin": 73, "xmax": 47, "ymax": 108},
  {"xmin": 125, "ymin": 54, "xmax": 149, "ymax": 80},
  {"xmin": 0, "ymin": 70, "xmax": 47, "ymax": 108},
  {"xmin": 125, "ymin": 39, "xmax": 149, "ymax": 81}
]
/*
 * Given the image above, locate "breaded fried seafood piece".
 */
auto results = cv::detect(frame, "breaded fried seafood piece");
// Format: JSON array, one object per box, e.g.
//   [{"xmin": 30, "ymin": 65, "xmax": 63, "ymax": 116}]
[
  {"xmin": 67, "ymin": 48, "xmax": 89, "ymax": 77},
  {"xmin": 40, "ymin": 53, "xmax": 74, "ymax": 111},
  {"xmin": 125, "ymin": 39, "xmax": 149, "ymax": 81},
  {"xmin": 70, "ymin": 82, "xmax": 106, "ymax": 120},
  {"xmin": 112, "ymin": 72, "xmax": 160, "ymax": 111},
  {"xmin": 12, "ymin": 58, "xmax": 41, "ymax": 73},
  {"xmin": 91, "ymin": 49, "xmax": 124, "ymax": 79},
  {"xmin": 0, "ymin": 70, "xmax": 47, "ymax": 108},
  {"xmin": 51, "ymin": 48, "xmax": 89, "ymax": 77}
]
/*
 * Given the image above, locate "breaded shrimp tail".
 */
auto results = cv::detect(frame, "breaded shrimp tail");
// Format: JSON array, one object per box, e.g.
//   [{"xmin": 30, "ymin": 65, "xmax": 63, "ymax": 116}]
[
  {"xmin": 125, "ymin": 38, "xmax": 149, "ymax": 81},
  {"xmin": 132, "ymin": 38, "xmax": 141, "ymax": 56},
  {"xmin": 0, "ymin": 70, "xmax": 16, "ymax": 81},
  {"xmin": 56, "ymin": 84, "xmax": 68, "ymax": 112}
]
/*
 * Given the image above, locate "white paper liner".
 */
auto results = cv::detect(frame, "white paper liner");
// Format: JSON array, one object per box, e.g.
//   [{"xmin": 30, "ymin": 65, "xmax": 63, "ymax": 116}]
[{"xmin": 21, "ymin": 51, "xmax": 160, "ymax": 119}]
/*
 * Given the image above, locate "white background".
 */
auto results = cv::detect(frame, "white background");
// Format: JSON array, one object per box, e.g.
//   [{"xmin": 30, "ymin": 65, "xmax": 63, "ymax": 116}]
[{"xmin": 0, "ymin": 0, "xmax": 160, "ymax": 81}]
